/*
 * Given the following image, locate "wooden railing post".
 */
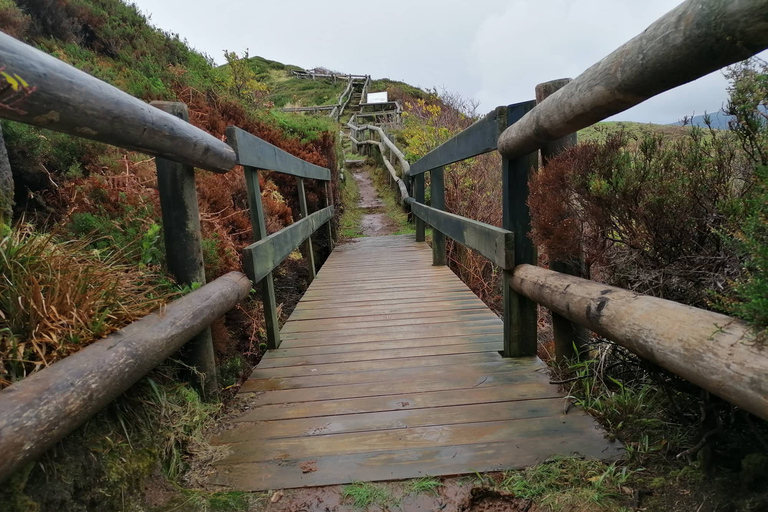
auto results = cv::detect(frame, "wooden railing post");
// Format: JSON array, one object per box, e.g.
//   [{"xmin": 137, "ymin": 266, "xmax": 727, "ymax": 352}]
[
  {"xmin": 536, "ymin": 79, "xmax": 588, "ymax": 362},
  {"xmin": 414, "ymin": 172, "xmax": 426, "ymax": 242},
  {"xmin": 324, "ymin": 182, "xmax": 335, "ymax": 250},
  {"xmin": 151, "ymin": 101, "xmax": 218, "ymax": 398},
  {"xmin": 297, "ymin": 177, "xmax": 317, "ymax": 282},
  {"xmin": 430, "ymin": 166, "xmax": 446, "ymax": 265},
  {"xmin": 243, "ymin": 167, "xmax": 282, "ymax": 349},
  {"xmin": 501, "ymin": 102, "xmax": 539, "ymax": 358}
]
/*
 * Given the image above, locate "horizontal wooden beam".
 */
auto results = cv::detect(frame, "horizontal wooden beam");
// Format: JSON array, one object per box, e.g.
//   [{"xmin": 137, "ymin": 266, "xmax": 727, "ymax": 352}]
[
  {"xmin": 409, "ymin": 107, "xmax": 504, "ymax": 176},
  {"xmin": 510, "ymin": 264, "xmax": 768, "ymax": 421},
  {"xmin": 497, "ymin": 0, "xmax": 768, "ymax": 159},
  {"xmin": 226, "ymin": 127, "xmax": 331, "ymax": 181},
  {"xmin": 405, "ymin": 198, "xmax": 513, "ymax": 269},
  {"xmin": 0, "ymin": 32, "xmax": 236, "ymax": 173},
  {"xmin": 244, "ymin": 206, "xmax": 334, "ymax": 283},
  {"xmin": 0, "ymin": 272, "xmax": 251, "ymax": 483}
]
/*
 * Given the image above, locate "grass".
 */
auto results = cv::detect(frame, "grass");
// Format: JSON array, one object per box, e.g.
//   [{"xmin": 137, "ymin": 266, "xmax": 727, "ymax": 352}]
[
  {"xmin": 474, "ymin": 458, "xmax": 634, "ymax": 512},
  {"xmin": 341, "ymin": 482, "xmax": 396, "ymax": 508},
  {"xmin": 160, "ymin": 489, "xmax": 263, "ymax": 511},
  {"xmin": 339, "ymin": 169, "xmax": 364, "ymax": 238},
  {"xmin": 407, "ymin": 477, "xmax": 443, "ymax": 495}
]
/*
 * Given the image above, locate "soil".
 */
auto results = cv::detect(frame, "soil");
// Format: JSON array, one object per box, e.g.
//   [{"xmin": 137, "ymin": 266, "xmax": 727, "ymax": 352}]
[
  {"xmin": 251, "ymin": 477, "xmax": 542, "ymax": 512},
  {"xmin": 353, "ymin": 168, "xmax": 399, "ymax": 237}
]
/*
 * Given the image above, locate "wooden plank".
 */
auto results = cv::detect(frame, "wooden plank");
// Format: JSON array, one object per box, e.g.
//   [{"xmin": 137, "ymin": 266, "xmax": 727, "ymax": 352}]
[
  {"xmin": 497, "ymin": 0, "xmax": 768, "ymax": 160},
  {"xmin": 245, "ymin": 352, "xmax": 508, "ymax": 380},
  {"xmin": 409, "ymin": 108, "xmax": 502, "ymax": 176},
  {"xmin": 287, "ymin": 301, "xmax": 488, "ymax": 321},
  {"xmin": 278, "ymin": 332, "xmax": 501, "ymax": 350},
  {"xmin": 232, "ymin": 382, "xmax": 564, "ymax": 422},
  {"xmin": 298, "ymin": 289, "xmax": 475, "ymax": 303},
  {"xmin": 210, "ymin": 433, "xmax": 620, "ymax": 490},
  {"xmin": 280, "ymin": 311, "xmax": 499, "ymax": 334},
  {"xmin": 213, "ymin": 398, "xmax": 567, "ymax": 442},
  {"xmin": 0, "ymin": 33, "xmax": 236, "ymax": 173},
  {"xmin": 406, "ymin": 199, "xmax": 513, "ymax": 268},
  {"xmin": 215, "ymin": 416, "xmax": 600, "ymax": 464},
  {"xmin": 243, "ymin": 206, "xmax": 333, "ymax": 283},
  {"xmin": 226, "ymin": 126, "xmax": 331, "ymax": 181},
  {"xmin": 278, "ymin": 320, "xmax": 502, "ymax": 343},
  {"xmin": 414, "ymin": 173, "xmax": 425, "ymax": 242},
  {"xmin": 244, "ymin": 359, "xmax": 538, "ymax": 391},
  {"xmin": 242, "ymin": 359, "xmax": 540, "ymax": 393},
  {"xmin": 256, "ymin": 341, "xmax": 503, "ymax": 368},
  {"xmin": 291, "ymin": 293, "xmax": 483, "ymax": 310}
]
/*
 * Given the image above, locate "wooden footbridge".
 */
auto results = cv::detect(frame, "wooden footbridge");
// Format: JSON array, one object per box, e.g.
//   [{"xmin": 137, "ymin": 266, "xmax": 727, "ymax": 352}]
[
  {"xmin": 1, "ymin": 0, "xmax": 767, "ymax": 492},
  {"xmin": 208, "ymin": 235, "xmax": 617, "ymax": 490}
]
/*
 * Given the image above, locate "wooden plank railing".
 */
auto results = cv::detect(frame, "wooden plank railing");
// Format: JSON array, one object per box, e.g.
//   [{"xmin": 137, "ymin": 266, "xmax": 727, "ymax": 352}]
[
  {"xmin": 405, "ymin": 0, "xmax": 768, "ymax": 422},
  {"xmin": 0, "ymin": 33, "xmax": 336, "ymax": 482}
]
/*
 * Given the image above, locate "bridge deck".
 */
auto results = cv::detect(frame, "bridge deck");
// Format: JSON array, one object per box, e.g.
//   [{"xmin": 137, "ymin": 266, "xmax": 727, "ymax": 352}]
[{"xmin": 209, "ymin": 235, "xmax": 620, "ymax": 491}]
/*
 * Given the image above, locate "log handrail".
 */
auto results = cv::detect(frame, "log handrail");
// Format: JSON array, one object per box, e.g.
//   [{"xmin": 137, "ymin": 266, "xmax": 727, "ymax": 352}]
[
  {"xmin": 0, "ymin": 32, "xmax": 236, "ymax": 173},
  {"xmin": 0, "ymin": 272, "xmax": 252, "ymax": 483}
]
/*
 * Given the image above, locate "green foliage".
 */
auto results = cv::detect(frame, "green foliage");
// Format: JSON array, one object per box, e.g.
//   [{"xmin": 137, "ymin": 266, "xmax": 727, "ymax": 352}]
[
  {"xmin": 339, "ymin": 166, "xmax": 364, "ymax": 238},
  {"xmin": 724, "ymin": 165, "xmax": 768, "ymax": 333},
  {"xmin": 222, "ymin": 49, "xmax": 269, "ymax": 101},
  {"xmin": 407, "ymin": 477, "xmax": 443, "ymax": 495},
  {"xmin": 270, "ymin": 109, "xmax": 336, "ymax": 142},
  {"xmin": 341, "ymin": 482, "xmax": 395, "ymax": 508}
]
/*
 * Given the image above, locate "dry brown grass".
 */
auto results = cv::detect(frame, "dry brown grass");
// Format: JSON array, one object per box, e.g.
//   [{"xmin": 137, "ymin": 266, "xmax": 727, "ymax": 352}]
[{"xmin": 0, "ymin": 226, "xmax": 176, "ymax": 387}]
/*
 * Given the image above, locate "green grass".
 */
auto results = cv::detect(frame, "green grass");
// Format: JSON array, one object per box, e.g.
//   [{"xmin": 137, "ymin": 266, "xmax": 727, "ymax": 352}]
[
  {"xmin": 407, "ymin": 477, "xmax": 443, "ymax": 495},
  {"xmin": 339, "ymin": 170, "xmax": 364, "ymax": 238},
  {"xmin": 478, "ymin": 458, "xmax": 634, "ymax": 512},
  {"xmin": 341, "ymin": 482, "xmax": 396, "ymax": 508},
  {"xmin": 161, "ymin": 489, "xmax": 263, "ymax": 512}
]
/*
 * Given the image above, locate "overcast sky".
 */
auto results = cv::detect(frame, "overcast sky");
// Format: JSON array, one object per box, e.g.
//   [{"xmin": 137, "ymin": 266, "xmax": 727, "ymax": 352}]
[{"xmin": 131, "ymin": 0, "xmax": 762, "ymax": 124}]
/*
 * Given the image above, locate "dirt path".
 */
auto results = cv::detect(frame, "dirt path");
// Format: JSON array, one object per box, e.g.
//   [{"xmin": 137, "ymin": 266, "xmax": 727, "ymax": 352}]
[{"xmin": 353, "ymin": 167, "xmax": 399, "ymax": 237}]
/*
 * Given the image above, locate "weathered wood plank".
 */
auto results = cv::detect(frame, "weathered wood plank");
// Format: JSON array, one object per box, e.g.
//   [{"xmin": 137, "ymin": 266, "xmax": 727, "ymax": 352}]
[
  {"xmin": 226, "ymin": 126, "xmax": 331, "ymax": 181},
  {"xmin": 409, "ymin": 108, "xmax": 503, "ymax": 176},
  {"xmin": 213, "ymin": 398, "xmax": 569, "ymax": 442},
  {"xmin": 243, "ymin": 206, "xmax": 333, "ymax": 283},
  {"xmin": 297, "ymin": 177, "xmax": 316, "ymax": 281},
  {"xmin": 406, "ymin": 198, "xmax": 513, "ymax": 268},
  {"xmin": 0, "ymin": 33, "xmax": 236, "ymax": 173},
  {"xmin": 211, "ymin": 433, "xmax": 620, "ymax": 490}
]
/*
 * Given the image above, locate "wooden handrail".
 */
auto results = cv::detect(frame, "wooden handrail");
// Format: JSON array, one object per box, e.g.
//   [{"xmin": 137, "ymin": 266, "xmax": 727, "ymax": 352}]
[
  {"xmin": 409, "ymin": 107, "xmax": 504, "ymax": 176},
  {"xmin": 226, "ymin": 127, "xmax": 331, "ymax": 181},
  {"xmin": 497, "ymin": 0, "xmax": 768, "ymax": 159},
  {"xmin": 243, "ymin": 206, "xmax": 334, "ymax": 283},
  {"xmin": 0, "ymin": 32, "xmax": 236, "ymax": 173},
  {"xmin": 405, "ymin": 198, "xmax": 513, "ymax": 269},
  {"xmin": 0, "ymin": 272, "xmax": 252, "ymax": 483}
]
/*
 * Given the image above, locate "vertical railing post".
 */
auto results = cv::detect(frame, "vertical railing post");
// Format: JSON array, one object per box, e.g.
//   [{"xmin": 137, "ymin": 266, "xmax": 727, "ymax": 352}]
[
  {"xmin": 243, "ymin": 167, "xmax": 281, "ymax": 349},
  {"xmin": 500, "ymin": 102, "xmax": 539, "ymax": 358},
  {"xmin": 151, "ymin": 101, "xmax": 218, "ymax": 398},
  {"xmin": 297, "ymin": 177, "xmax": 317, "ymax": 282},
  {"xmin": 324, "ymin": 181, "xmax": 334, "ymax": 250},
  {"xmin": 537, "ymin": 79, "xmax": 587, "ymax": 362},
  {"xmin": 430, "ymin": 166, "xmax": 446, "ymax": 266},
  {"xmin": 414, "ymin": 172, "xmax": 426, "ymax": 242}
]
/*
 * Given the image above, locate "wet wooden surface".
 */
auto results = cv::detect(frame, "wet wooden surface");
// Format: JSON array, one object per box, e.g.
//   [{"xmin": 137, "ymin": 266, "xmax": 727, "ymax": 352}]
[{"xmin": 208, "ymin": 235, "xmax": 621, "ymax": 491}]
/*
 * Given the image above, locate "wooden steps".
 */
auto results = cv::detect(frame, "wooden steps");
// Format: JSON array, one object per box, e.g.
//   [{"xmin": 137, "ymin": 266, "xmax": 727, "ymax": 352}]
[{"xmin": 208, "ymin": 235, "xmax": 621, "ymax": 491}]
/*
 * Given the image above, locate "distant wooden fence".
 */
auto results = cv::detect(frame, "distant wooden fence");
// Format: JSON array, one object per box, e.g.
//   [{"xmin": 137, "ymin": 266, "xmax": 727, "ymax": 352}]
[
  {"xmin": 281, "ymin": 74, "xmax": 370, "ymax": 122},
  {"xmin": 0, "ymin": 31, "xmax": 334, "ymax": 482},
  {"xmin": 405, "ymin": 0, "xmax": 768, "ymax": 422}
]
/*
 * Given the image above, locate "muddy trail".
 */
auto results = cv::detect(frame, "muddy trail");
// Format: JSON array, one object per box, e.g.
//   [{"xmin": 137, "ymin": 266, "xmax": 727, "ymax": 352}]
[
  {"xmin": 255, "ymin": 476, "xmax": 539, "ymax": 512},
  {"xmin": 353, "ymin": 166, "xmax": 399, "ymax": 237}
]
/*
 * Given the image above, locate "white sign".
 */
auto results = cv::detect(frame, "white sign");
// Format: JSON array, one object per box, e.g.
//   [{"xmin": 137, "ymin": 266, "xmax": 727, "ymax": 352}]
[{"xmin": 367, "ymin": 92, "xmax": 388, "ymax": 104}]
